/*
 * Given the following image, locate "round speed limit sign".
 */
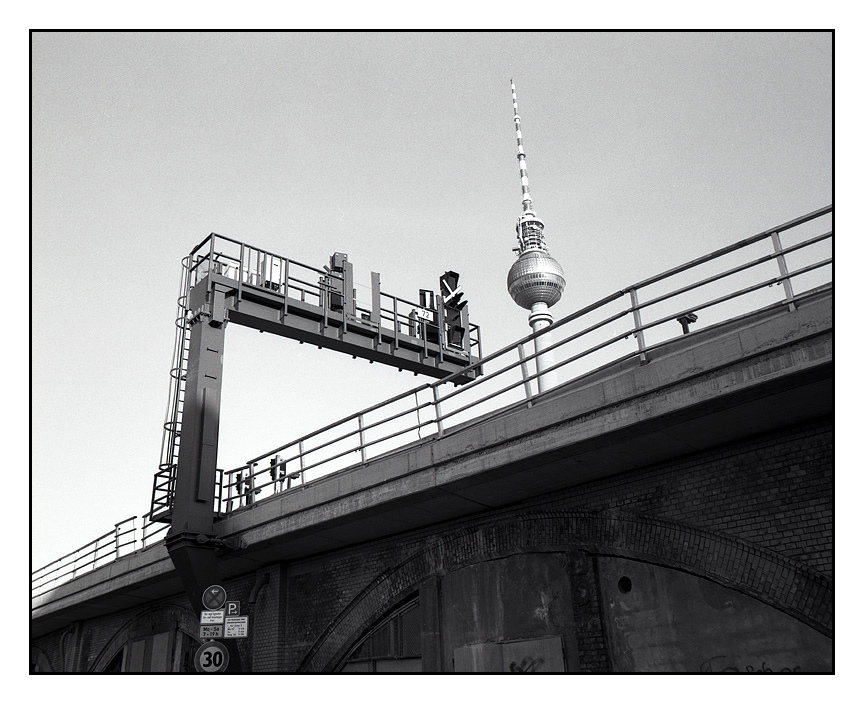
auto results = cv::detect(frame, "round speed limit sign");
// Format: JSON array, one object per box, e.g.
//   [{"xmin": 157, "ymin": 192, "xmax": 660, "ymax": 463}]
[{"xmin": 194, "ymin": 641, "xmax": 229, "ymax": 673}]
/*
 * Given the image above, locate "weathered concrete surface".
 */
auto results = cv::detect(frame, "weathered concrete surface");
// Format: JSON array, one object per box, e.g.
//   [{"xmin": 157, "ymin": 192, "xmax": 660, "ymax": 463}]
[
  {"xmin": 31, "ymin": 290, "xmax": 832, "ymax": 636},
  {"xmin": 31, "ymin": 544, "xmax": 179, "ymax": 637},
  {"xmin": 441, "ymin": 554, "xmax": 576, "ymax": 672},
  {"xmin": 598, "ymin": 556, "xmax": 832, "ymax": 672}
]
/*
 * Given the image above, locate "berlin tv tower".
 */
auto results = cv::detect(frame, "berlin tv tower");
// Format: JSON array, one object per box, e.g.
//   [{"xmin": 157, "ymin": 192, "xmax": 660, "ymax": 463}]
[{"xmin": 506, "ymin": 80, "xmax": 566, "ymax": 393}]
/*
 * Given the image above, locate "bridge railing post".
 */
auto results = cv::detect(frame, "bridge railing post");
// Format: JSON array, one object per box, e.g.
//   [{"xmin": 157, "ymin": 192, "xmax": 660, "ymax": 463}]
[
  {"xmin": 770, "ymin": 231, "xmax": 797, "ymax": 312},
  {"xmin": 299, "ymin": 440, "xmax": 307, "ymax": 485},
  {"xmin": 215, "ymin": 467, "xmax": 224, "ymax": 513},
  {"xmin": 518, "ymin": 343, "xmax": 535, "ymax": 404},
  {"xmin": 629, "ymin": 288, "xmax": 648, "ymax": 364},
  {"xmin": 432, "ymin": 385, "xmax": 445, "ymax": 438},
  {"xmin": 358, "ymin": 414, "xmax": 368, "ymax": 463},
  {"xmin": 247, "ymin": 463, "xmax": 256, "ymax": 506},
  {"xmin": 227, "ymin": 470, "xmax": 237, "ymax": 512}
]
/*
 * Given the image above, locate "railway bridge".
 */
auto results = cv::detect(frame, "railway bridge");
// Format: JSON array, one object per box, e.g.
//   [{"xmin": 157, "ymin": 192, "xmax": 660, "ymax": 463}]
[{"xmin": 31, "ymin": 208, "xmax": 833, "ymax": 672}]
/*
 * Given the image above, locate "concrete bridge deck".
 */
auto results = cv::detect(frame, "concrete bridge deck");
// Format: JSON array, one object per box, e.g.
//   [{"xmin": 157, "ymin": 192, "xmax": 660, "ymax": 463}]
[{"xmin": 31, "ymin": 287, "xmax": 832, "ymax": 638}]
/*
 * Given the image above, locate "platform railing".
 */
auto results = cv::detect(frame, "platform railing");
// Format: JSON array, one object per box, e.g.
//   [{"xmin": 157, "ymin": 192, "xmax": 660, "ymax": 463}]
[
  {"xmin": 32, "ymin": 206, "xmax": 832, "ymax": 600},
  {"xmin": 185, "ymin": 233, "xmax": 482, "ymax": 359}
]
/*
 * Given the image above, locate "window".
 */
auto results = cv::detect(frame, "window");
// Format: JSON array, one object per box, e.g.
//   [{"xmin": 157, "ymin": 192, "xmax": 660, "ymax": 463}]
[
  {"xmin": 102, "ymin": 629, "xmax": 198, "ymax": 672},
  {"xmin": 339, "ymin": 597, "xmax": 421, "ymax": 673}
]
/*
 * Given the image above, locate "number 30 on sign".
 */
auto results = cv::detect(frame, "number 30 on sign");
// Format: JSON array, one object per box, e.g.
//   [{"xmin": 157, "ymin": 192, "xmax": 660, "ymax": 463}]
[{"xmin": 194, "ymin": 641, "xmax": 229, "ymax": 673}]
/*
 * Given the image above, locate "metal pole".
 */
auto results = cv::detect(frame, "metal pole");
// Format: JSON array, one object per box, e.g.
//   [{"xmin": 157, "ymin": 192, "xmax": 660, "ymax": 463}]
[
  {"xmin": 238, "ymin": 244, "xmax": 245, "ymax": 305},
  {"xmin": 359, "ymin": 413, "xmax": 368, "ymax": 463},
  {"xmin": 227, "ymin": 471, "xmax": 236, "ymax": 512},
  {"xmin": 299, "ymin": 440, "xmax": 307, "ymax": 485},
  {"xmin": 517, "ymin": 343, "xmax": 535, "ymax": 403},
  {"xmin": 247, "ymin": 464, "xmax": 256, "ymax": 506},
  {"xmin": 770, "ymin": 231, "xmax": 797, "ymax": 312},
  {"xmin": 393, "ymin": 297, "xmax": 400, "ymax": 349},
  {"xmin": 433, "ymin": 385, "xmax": 445, "ymax": 438},
  {"xmin": 629, "ymin": 288, "xmax": 648, "ymax": 364},
  {"xmin": 282, "ymin": 257, "xmax": 290, "ymax": 321},
  {"xmin": 115, "ymin": 521, "xmax": 123, "ymax": 560},
  {"xmin": 207, "ymin": 233, "xmax": 215, "ymax": 280}
]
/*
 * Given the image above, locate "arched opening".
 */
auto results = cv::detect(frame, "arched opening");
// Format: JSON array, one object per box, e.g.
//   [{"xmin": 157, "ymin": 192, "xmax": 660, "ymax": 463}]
[
  {"xmin": 91, "ymin": 604, "xmax": 201, "ymax": 672},
  {"xmin": 30, "ymin": 646, "xmax": 53, "ymax": 673},
  {"xmin": 302, "ymin": 510, "xmax": 832, "ymax": 672},
  {"xmin": 103, "ymin": 650, "xmax": 124, "ymax": 673},
  {"xmin": 337, "ymin": 595, "xmax": 421, "ymax": 673}
]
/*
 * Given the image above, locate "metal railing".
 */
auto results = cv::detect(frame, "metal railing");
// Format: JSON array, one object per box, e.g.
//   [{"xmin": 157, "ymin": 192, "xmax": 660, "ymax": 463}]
[
  {"xmin": 216, "ymin": 205, "xmax": 833, "ymax": 514},
  {"xmin": 185, "ymin": 232, "xmax": 482, "ymax": 358},
  {"xmin": 31, "ymin": 515, "xmax": 169, "ymax": 600},
  {"xmin": 32, "ymin": 205, "xmax": 832, "ymax": 600}
]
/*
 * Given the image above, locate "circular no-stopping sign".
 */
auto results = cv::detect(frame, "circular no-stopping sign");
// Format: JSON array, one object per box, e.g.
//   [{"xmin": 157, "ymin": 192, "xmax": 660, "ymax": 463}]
[
  {"xmin": 194, "ymin": 640, "xmax": 229, "ymax": 673},
  {"xmin": 202, "ymin": 584, "xmax": 227, "ymax": 610}
]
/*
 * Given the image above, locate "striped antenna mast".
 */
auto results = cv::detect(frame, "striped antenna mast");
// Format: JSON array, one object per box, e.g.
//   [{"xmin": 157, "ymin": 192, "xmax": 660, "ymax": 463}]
[{"xmin": 511, "ymin": 79, "xmax": 534, "ymax": 215}]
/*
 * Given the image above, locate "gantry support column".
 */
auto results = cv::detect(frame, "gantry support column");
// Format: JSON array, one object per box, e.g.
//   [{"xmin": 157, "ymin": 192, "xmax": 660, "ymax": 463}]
[{"xmin": 165, "ymin": 276, "xmax": 243, "ymax": 672}]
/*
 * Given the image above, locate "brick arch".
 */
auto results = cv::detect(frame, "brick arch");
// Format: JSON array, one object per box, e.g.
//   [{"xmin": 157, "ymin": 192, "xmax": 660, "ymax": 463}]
[
  {"xmin": 299, "ymin": 510, "xmax": 832, "ymax": 672},
  {"xmin": 89, "ymin": 602, "xmax": 200, "ymax": 672},
  {"xmin": 30, "ymin": 644, "xmax": 54, "ymax": 673}
]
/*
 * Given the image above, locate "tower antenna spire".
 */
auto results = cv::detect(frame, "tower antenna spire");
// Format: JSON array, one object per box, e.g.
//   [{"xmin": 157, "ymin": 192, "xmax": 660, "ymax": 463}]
[{"xmin": 511, "ymin": 79, "xmax": 534, "ymax": 215}]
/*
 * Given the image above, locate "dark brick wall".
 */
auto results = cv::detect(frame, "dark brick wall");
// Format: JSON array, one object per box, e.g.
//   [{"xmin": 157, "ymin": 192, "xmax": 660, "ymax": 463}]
[
  {"xmin": 533, "ymin": 416, "xmax": 833, "ymax": 576},
  {"xmin": 286, "ymin": 535, "xmax": 433, "ymax": 669},
  {"xmin": 288, "ymin": 415, "xmax": 832, "ymax": 672},
  {"xmin": 569, "ymin": 551, "xmax": 609, "ymax": 672},
  {"xmin": 32, "ymin": 416, "xmax": 832, "ymax": 672},
  {"xmin": 249, "ymin": 564, "xmax": 286, "ymax": 672}
]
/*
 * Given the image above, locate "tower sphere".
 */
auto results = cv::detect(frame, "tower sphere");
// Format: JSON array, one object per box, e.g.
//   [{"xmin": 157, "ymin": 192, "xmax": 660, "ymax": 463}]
[{"xmin": 507, "ymin": 248, "xmax": 566, "ymax": 310}]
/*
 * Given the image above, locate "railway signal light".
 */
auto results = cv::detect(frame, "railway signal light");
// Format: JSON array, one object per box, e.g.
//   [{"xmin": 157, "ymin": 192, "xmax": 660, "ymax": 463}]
[{"xmin": 440, "ymin": 271, "xmax": 468, "ymax": 350}]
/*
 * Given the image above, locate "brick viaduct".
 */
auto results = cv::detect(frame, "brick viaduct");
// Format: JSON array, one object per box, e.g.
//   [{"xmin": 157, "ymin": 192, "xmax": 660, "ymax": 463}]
[{"xmin": 31, "ymin": 288, "xmax": 832, "ymax": 673}]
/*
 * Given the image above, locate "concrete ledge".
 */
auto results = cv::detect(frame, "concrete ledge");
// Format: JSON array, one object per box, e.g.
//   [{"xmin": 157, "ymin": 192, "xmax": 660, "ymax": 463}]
[
  {"xmin": 218, "ymin": 291, "xmax": 832, "ymax": 556},
  {"xmin": 31, "ymin": 544, "xmax": 176, "ymax": 632}
]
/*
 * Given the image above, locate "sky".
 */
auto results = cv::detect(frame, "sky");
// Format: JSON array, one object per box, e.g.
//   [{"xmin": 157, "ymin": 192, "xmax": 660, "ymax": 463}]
[{"xmin": 30, "ymin": 31, "xmax": 832, "ymax": 572}]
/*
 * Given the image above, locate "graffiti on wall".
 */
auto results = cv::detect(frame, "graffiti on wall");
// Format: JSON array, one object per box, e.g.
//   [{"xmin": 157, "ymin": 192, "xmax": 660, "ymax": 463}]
[
  {"xmin": 509, "ymin": 656, "xmax": 545, "ymax": 672},
  {"xmin": 453, "ymin": 636, "xmax": 564, "ymax": 672},
  {"xmin": 700, "ymin": 655, "xmax": 802, "ymax": 673}
]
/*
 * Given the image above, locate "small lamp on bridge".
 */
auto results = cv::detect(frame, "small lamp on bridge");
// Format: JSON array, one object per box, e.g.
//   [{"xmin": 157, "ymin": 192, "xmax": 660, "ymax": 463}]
[{"xmin": 676, "ymin": 312, "xmax": 698, "ymax": 334}]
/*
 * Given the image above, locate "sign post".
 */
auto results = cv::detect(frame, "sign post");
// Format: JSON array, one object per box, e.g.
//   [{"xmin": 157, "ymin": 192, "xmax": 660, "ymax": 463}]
[{"xmin": 194, "ymin": 584, "xmax": 250, "ymax": 672}]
